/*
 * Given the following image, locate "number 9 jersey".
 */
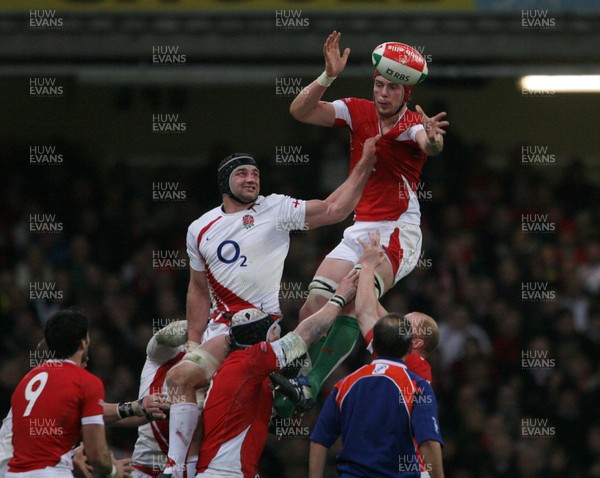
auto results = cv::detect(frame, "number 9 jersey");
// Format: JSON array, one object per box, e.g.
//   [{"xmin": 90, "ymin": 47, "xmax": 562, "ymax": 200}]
[
  {"xmin": 8, "ymin": 360, "xmax": 104, "ymax": 474},
  {"xmin": 186, "ymin": 194, "xmax": 306, "ymax": 322}
]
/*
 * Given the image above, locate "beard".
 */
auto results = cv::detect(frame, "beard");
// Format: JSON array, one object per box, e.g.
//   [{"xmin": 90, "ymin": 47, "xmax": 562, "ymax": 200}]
[{"xmin": 233, "ymin": 187, "xmax": 259, "ymax": 204}]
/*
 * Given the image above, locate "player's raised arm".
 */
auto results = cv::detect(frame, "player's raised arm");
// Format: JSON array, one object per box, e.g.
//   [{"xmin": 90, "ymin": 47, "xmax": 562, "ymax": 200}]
[
  {"xmin": 415, "ymin": 105, "xmax": 449, "ymax": 157},
  {"xmin": 304, "ymin": 135, "xmax": 379, "ymax": 229},
  {"xmin": 289, "ymin": 30, "xmax": 350, "ymax": 126},
  {"xmin": 186, "ymin": 268, "xmax": 211, "ymax": 345},
  {"xmin": 355, "ymin": 231, "xmax": 387, "ymax": 338},
  {"xmin": 293, "ymin": 269, "xmax": 358, "ymax": 347}
]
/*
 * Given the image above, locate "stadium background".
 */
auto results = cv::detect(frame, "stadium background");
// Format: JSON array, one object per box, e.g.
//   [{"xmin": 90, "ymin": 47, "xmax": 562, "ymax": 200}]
[{"xmin": 1, "ymin": 0, "xmax": 600, "ymax": 476}]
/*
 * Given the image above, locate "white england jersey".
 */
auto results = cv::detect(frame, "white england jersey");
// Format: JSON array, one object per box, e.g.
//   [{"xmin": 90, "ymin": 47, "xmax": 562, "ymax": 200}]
[
  {"xmin": 186, "ymin": 194, "xmax": 306, "ymax": 322},
  {"xmin": 132, "ymin": 336, "xmax": 185, "ymax": 477},
  {"xmin": 0, "ymin": 409, "xmax": 13, "ymax": 475}
]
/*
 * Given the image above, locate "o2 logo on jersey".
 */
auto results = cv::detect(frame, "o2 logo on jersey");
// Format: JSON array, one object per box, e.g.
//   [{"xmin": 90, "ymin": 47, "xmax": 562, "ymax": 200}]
[{"xmin": 217, "ymin": 240, "xmax": 248, "ymax": 267}]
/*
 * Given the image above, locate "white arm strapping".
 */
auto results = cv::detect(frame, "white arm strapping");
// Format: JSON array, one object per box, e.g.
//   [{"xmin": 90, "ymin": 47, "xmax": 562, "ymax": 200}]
[
  {"xmin": 147, "ymin": 320, "xmax": 188, "ymax": 363},
  {"xmin": 270, "ymin": 332, "xmax": 307, "ymax": 369}
]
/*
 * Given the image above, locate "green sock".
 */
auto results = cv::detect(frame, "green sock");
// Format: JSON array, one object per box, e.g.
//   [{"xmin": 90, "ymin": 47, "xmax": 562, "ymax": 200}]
[
  {"xmin": 307, "ymin": 336, "xmax": 326, "ymax": 368},
  {"xmin": 273, "ymin": 319, "xmax": 359, "ymax": 418},
  {"xmin": 306, "ymin": 315, "xmax": 360, "ymax": 397}
]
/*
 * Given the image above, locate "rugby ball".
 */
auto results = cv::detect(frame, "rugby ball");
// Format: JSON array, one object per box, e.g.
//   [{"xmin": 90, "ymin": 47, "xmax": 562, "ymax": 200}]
[{"xmin": 372, "ymin": 42, "xmax": 428, "ymax": 85}]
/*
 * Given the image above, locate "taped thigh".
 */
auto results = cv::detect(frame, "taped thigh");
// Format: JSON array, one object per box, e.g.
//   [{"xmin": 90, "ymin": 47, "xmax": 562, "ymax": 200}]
[
  {"xmin": 182, "ymin": 347, "xmax": 221, "ymax": 382},
  {"xmin": 353, "ymin": 264, "xmax": 385, "ymax": 299},
  {"xmin": 308, "ymin": 276, "xmax": 339, "ymax": 300}
]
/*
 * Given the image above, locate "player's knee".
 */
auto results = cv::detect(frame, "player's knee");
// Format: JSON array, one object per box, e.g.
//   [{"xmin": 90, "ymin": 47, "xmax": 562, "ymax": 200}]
[
  {"xmin": 166, "ymin": 362, "xmax": 194, "ymax": 389},
  {"xmin": 178, "ymin": 348, "xmax": 221, "ymax": 388}
]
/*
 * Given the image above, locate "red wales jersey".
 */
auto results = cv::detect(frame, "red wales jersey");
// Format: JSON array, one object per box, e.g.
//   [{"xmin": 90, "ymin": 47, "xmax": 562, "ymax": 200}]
[
  {"xmin": 9, "ymin": 360, "xmax": 104, "ymax": 472},
  {"xmin": 197, "ymin": 343, "xmax": 279, "ymax": 478},
  {"xmin": 333, "ymin": 98, "xmax": 426, "ymax": 223},
  {"xmin": 404, "ymin": 353, "xmax": 433, "ymax": 384}
]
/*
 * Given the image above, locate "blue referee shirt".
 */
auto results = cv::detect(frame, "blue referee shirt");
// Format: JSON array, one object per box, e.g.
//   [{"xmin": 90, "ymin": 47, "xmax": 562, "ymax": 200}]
[{"xmin": 311, "ymin": 357, "xmax": 443, "ymax": 478}]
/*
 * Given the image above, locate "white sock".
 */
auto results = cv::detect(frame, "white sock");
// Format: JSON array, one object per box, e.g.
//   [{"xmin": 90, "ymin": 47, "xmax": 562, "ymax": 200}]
[{"xmin": 164, "ymin": 402, "xmax": 200, "ymax": 477}]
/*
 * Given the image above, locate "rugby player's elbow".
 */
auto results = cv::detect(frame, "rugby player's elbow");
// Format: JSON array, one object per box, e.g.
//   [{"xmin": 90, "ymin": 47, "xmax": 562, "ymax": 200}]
[
  {"xmin": 326, "ymin": 204, "xmax": 349, "ymax": 224},
  {"xmin": 290, "ymin": 104, "xmax": 307, "ymax": 122}
]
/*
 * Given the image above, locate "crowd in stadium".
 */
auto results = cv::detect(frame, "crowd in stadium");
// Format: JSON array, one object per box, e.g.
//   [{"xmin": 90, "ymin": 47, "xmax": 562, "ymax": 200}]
[{"xmin": 1, "ymin": 115, "xmax": 599, "ymax": 477}]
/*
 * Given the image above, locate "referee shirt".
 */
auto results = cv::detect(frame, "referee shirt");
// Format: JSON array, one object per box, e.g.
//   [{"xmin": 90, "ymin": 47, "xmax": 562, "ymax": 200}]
[{"xmin": 311, "ymin": 357, "xmax": 443, "ymax": 478}]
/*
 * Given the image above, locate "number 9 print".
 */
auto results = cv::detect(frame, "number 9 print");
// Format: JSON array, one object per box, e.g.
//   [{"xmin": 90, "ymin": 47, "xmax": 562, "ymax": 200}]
[
  {"xmin": 217, "ymin": 240, "xmax": 248, "ymax": 267},
  {"xmin": 23, "ymin": 371, "xmax": 49, "ymax": 416}
]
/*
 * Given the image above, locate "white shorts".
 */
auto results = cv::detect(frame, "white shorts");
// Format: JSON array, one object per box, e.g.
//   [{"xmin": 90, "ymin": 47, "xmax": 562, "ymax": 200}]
[
  {"xmin": 196, "ymin": 471, "xmax": 241, "ymax": 478},
  {"xmin": 132, "ymin": 468, "xmax": 153, "ymax": 478},
  {"xmin": 132, "ymin": 459, "xmax": 197, "ymax": 478},
  {"xmin": 326, "ymin": 220, "xmax": 422, "ymax": 285},
  {"xmin": 6, "ymin": 469, "xmax": 72, "ymax": 477},
  {"xmin": 201, "ymin": 321, "xmax": 229, "ymax": 343}
]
